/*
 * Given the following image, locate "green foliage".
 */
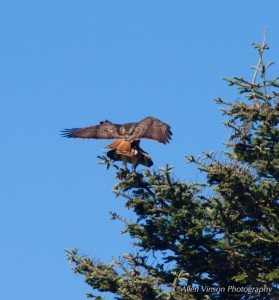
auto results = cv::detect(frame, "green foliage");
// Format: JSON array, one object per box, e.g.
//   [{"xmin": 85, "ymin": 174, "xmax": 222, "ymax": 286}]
[{"xmin": 66, "ymin": 37, "xmax": 279, "ymax": 299}]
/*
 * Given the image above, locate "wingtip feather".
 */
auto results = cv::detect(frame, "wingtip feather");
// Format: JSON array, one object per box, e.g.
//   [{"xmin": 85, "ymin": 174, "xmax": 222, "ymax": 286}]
[{"xmin": 60, "ymin": 128, "xmax": 80, "ymax": 138}]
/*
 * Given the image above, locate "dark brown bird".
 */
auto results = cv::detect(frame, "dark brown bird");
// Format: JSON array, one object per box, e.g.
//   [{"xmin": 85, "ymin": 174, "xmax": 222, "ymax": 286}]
[
  {"xmin": 107, "ymin": 140, "xmax": 153, "ymax": 169},
  {"xmin": 61, "ymin": 116, "xmax": 172, "ymax": 168}
]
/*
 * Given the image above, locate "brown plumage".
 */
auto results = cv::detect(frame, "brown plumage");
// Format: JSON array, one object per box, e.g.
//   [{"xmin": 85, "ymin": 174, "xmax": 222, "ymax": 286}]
[
  {"xmin": 61, "ymin": 116, "xmax": 171, "ymax": 168},
  {"xmin": 107, "ymin": 140, "xmax": 153, "ymax": 169}
]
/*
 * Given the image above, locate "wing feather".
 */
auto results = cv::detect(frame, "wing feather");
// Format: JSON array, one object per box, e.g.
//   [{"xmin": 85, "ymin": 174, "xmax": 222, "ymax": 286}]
[
  {"xmin": 61, "ymin": 117, "xmax": 172, "ymax": 144},
  {"xmin": 61, "ymin": 121, "xmax": 123, "ymax": 139},
  {"xmin": 127, "ymin": 116, "xmax": 172, "ymax": 144}
]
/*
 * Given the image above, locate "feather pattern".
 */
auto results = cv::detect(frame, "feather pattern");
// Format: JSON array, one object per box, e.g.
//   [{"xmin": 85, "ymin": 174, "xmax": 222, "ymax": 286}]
[{"xmin": 61, "ymin": 116, "xmax": 172, "ymax": 144}]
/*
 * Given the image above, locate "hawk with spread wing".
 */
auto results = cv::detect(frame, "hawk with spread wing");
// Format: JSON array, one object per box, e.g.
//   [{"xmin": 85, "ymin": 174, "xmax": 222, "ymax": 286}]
[{"xmin": 61, "ymin": 116, "xmax": 172, "ymax": 168}]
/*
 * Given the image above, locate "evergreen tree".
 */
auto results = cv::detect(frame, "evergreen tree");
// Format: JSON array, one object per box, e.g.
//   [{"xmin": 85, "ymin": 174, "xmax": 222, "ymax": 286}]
[{"xmin": 66, "ymin": 36, "xmax": 279, "ymax": 299}]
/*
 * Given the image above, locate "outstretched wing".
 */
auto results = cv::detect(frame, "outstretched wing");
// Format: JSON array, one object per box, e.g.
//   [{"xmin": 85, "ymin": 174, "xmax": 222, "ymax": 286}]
[
  {"xmin": 61, "ymin": 117, "xmax": 172, "ymax": 143},
  {"xmin": 127, "ymin": 116, "xmax": 172, "ymax": 144},
  {"xmin": 61, "ymin": 121, "xmax": 123, "ymax": 139}
]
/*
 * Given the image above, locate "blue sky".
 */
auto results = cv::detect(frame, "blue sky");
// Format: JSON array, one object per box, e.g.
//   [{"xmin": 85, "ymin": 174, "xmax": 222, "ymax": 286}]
[{"xmin": 1, "ymin": 1, "xmax": 278, "ymax": 299}]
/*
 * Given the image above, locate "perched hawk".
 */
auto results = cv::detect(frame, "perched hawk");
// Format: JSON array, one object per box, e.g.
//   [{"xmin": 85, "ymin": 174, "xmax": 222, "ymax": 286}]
[
  {"xmin": 61, "ymin": 116, "xmax": 172, "ymax": 168},
  {"xmin": 107, "ymin": 140, "xmax": 153, "ymax": 169}
]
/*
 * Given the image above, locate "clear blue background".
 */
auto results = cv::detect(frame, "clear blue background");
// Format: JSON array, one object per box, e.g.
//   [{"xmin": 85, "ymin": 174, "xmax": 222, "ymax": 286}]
[{"xmin": 1, "ymin": 1, "xmax": 278, "ymax": 299}]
